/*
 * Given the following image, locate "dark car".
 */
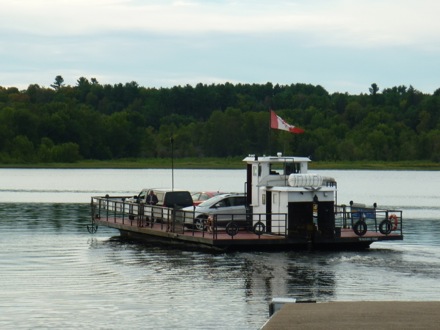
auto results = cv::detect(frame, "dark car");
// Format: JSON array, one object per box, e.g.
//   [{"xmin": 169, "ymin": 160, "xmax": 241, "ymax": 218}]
[
  {"xmin": 129, "ymin": 188, "xmax": 193, "ymax": 208},
  {"xmin": 128, "ymin": 188, "xmax": 193, "ymax": 221}
]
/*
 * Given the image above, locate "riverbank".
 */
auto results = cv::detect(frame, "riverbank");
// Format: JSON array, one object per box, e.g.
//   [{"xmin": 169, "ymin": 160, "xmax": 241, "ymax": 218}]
[{"xmin": 1, "ymin": 158, "xmax": 439, "ymax": 170}]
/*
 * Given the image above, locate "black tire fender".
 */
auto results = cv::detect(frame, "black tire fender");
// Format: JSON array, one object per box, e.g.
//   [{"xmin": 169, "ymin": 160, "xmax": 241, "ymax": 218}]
[
  {"xmin": 225, "ymin": 222, "xmax": 239, "ymax": 237},
  {"xmin": 253, "ymin": 221, "xmax": 266, "ymax": 235},
  {"xmin": 353, "ymin": 220, "xmax": 367, "ymax": 236},
  {"xmin": 379, "ymin": 219, "xmax": 393, "ymax": 235}
]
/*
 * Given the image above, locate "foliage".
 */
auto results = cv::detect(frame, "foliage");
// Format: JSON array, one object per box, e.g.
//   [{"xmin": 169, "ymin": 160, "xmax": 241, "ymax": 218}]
[{"xmin": 0, "ymin": 79, "xmax": 439, "ymax": 163}]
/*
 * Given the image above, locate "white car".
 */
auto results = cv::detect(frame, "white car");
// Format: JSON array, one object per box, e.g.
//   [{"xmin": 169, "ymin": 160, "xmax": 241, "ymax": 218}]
[{"xmin": 182, "ymin": 193, "xmax": 248, "ymax": 230}]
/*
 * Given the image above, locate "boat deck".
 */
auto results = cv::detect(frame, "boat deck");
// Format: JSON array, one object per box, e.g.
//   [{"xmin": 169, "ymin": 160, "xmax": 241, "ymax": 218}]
[{"xmin": 93, "ymin": 215, "xmax": 403, "ymax": 251}]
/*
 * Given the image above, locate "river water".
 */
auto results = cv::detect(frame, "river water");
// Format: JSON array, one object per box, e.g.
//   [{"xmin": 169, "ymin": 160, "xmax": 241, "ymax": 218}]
[{"xmin": 1, "ymin": 168, "xmax": 439, "ymax": 329}]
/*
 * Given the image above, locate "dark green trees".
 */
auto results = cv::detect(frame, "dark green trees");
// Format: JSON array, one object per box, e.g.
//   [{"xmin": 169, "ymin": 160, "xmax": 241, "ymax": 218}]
[{"xmin": 0, "ymin": 79, "xmax": 439, "ymax": 163}]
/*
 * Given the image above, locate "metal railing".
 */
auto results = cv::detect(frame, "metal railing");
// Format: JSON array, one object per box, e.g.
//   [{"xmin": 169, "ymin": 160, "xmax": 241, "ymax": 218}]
[
  {"xmin": 91, "ymin": 196, "xmax": 289, "ymax": 238},
  {"xmin": 92, "ymin": 196, "xmax": 180, "ymax": 231},
  {"xmin": 334, "ymin": 205, "xmax": 403, "ymax": 236},
  {"xmin": 91, "ymin": 196, "xmax": 402, "ymax": 239}
]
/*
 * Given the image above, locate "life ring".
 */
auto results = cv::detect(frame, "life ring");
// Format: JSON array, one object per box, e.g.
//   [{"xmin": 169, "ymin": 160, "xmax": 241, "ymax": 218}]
[
  {"xmin": 353, "ymin": 220, "xmax": 367, "ymax": 236},
  {"xmin": 253, "ymin": 221, "xmax": 266, "ymax": 236},
  {"xmin": 389, "ymin": 214, "xmax": 398, "ymax": 230},
  {"xmin": 379, "ymin": 219, "xmax": 393, "ymax": 235},
  {"xmin": 225, "ymin": 222, "xmax": 239, "ymax": 237}
]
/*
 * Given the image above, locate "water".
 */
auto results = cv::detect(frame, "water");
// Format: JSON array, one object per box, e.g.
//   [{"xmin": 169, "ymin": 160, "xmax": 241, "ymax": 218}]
[{"xmin": 1, "ymin": 169, "xmax": 439, "ymax": 329}]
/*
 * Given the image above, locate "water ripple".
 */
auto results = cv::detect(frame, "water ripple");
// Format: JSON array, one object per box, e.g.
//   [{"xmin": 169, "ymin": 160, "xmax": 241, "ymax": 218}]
[{"xmin": 1, "ymin": 202, "xmax": 440, "ymax": 329}]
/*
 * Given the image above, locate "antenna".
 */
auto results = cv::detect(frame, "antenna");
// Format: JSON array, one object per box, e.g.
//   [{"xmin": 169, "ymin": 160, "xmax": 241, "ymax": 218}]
[{"xmin": 170, "ymin": 133, "xmax": 174, "ymax": 191}]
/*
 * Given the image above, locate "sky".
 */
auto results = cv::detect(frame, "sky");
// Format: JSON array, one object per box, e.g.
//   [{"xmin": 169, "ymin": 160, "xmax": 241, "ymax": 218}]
[{"xmin": 1, "ymin": 0, "xmax": 439, "ymax": 95}]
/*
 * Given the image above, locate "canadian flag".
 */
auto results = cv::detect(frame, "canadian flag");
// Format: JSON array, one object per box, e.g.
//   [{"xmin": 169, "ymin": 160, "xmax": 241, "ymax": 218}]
[{"xmin": 270, "ymin": 110, "xmax": 304, "ymax": 134}]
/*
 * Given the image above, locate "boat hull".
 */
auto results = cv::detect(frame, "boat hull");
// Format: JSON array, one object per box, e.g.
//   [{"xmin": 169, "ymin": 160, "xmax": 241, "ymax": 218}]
[{"xmin": 94, "ymin": 216, "xmax": 402, "ymax": 252}]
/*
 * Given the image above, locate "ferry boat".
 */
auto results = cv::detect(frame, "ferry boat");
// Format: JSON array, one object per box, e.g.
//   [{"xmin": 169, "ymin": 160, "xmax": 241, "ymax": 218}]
[{"xmin": 89, "ymin": 153, "xmax": 403, "ymax": 251}]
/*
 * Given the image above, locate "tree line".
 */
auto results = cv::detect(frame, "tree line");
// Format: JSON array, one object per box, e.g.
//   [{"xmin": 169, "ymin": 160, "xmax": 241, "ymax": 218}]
[{"xmin": 1, "ymin": 76, "xmax": 439, "ymax": 163}]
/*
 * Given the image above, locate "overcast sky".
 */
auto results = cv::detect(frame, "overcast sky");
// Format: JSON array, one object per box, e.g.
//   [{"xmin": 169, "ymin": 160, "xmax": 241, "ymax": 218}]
[{"xmin": 1, "ymin": 0, "xmax": 439, "ymax": 94}]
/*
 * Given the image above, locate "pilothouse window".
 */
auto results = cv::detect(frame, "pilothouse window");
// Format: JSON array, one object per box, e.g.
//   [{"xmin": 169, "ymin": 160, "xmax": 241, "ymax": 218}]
[
  {"xmin": 269, "ymin": 162, "xmax": 300, "ymax": 175},
  {"xmin": 285, "ymin": 163, "xmax": 300, "ymax": 175},
  {"xmin": 269, "ymin": 163, "xmax": 283, "ymax": 175}
]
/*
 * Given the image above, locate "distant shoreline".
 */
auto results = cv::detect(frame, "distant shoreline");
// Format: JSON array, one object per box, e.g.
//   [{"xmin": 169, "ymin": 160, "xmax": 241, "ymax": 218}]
[{"xmin": 1, "ymin": 158, "xmax": 439, "ymax": 170}]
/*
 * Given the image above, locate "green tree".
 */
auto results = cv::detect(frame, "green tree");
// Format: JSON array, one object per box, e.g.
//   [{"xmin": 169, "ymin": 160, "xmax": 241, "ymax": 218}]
[
  {"xmin": 52, "ymin": 142, "xmax": 81, "ymax": 162},
  {"xmin": 10, "ymin": 135, "xmax": 35, "ymax": 162},
  {"xmin": 369, "ymin": 83, "xmax": 379, "ymax": 95},
  {"xmin": 51, "ymin": 75, "xmax": 65, "ymax": 90}
]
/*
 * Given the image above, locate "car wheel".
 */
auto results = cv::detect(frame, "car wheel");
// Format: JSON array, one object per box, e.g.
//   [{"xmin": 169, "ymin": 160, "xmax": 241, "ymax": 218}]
[{"xmin": 194, "ymin": 216, "xmax": 207, "ymax": 231}]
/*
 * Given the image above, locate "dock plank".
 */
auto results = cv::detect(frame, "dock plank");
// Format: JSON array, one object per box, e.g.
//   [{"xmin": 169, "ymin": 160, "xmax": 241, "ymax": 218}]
[{"xmin": 262, "ymin": 301, "xmax": 440, "ymax": 330}]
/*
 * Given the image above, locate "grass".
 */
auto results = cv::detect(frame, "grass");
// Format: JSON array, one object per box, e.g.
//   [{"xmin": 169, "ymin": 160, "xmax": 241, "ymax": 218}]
[
  {"xmin": 309, "ymin": 160, "xmax": 440, "ymax": 170},
  {"xmin": 1, "ymin": 157, "xmax": 439, "ymax": 170}
]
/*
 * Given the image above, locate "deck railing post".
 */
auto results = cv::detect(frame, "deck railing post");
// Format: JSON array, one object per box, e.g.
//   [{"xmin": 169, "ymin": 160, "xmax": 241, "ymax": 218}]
[
  {"xmin": 122, "ymin": 200, "xmax": 125, "ymax": 224},
  {"xmin": 171, "ymin": 207, "xmax": 176, "ymax": 233},
  {"xmin": 201, "ymin": 215, "xmax": 205, "ymax": 238},
  {"xmin": 342, "ymin": 205, "xmax": 347, "ymax": 229},
  {"xmin": 373, "ymin": 203, "xmax": 377, "ymax": 232},
  {"xmin": 105, "ymin": 197, "xmax": 109, "ymax": 221},
  {"xmin": 213, "ymin": 215, "xmax": 217, "ymax": 240},
  {"xmin": 400, "ymin": 212, "xmax": 403, "ymax": 235}
]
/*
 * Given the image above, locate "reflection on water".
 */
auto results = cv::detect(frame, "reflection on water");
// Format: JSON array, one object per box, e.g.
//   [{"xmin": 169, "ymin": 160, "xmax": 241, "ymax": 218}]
[
  {"xmin": 1, "ymin": 168, "xmax": 440, "ymax": 328},
  {"xmin": 1, "ymin": 203, "xmax": 440, "ymax": 329}
]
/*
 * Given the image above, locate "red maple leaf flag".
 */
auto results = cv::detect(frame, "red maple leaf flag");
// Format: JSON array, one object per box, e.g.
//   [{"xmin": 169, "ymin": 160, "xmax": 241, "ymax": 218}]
[{"xmin": 270, "ymin": 110, "xmax": 304, "ymax": 134}]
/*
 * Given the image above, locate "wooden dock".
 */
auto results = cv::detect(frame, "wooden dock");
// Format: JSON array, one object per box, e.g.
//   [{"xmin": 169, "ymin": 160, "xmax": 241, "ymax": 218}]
[{"xmin": 262, "ymin": 301, "xmax": 440, "ymax": 329}]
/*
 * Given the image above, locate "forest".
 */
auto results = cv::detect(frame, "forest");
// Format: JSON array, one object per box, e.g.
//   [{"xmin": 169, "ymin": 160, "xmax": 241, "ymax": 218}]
[{"xmin": 1, "ymin": 76, "xmax": 440, "ymax": 164}]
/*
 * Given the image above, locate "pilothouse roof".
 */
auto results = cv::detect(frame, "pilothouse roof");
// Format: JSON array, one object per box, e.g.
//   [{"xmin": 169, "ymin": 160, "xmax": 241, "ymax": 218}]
[{"xmin": 242, "ymin": 154, "xmax": 311, "ymax": 164}]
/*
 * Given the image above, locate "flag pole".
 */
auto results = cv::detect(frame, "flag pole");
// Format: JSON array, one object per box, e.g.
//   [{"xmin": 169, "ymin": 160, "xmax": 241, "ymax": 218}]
[{"xmin": 268, "ymin": 109, "xmax": 272, "ymax": 155}]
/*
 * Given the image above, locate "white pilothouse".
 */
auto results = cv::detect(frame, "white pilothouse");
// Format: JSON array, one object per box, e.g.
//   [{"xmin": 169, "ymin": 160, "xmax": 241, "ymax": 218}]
[{"xmin": 244, "ymin": 153, "xmax": 338, "ymax": 239}]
